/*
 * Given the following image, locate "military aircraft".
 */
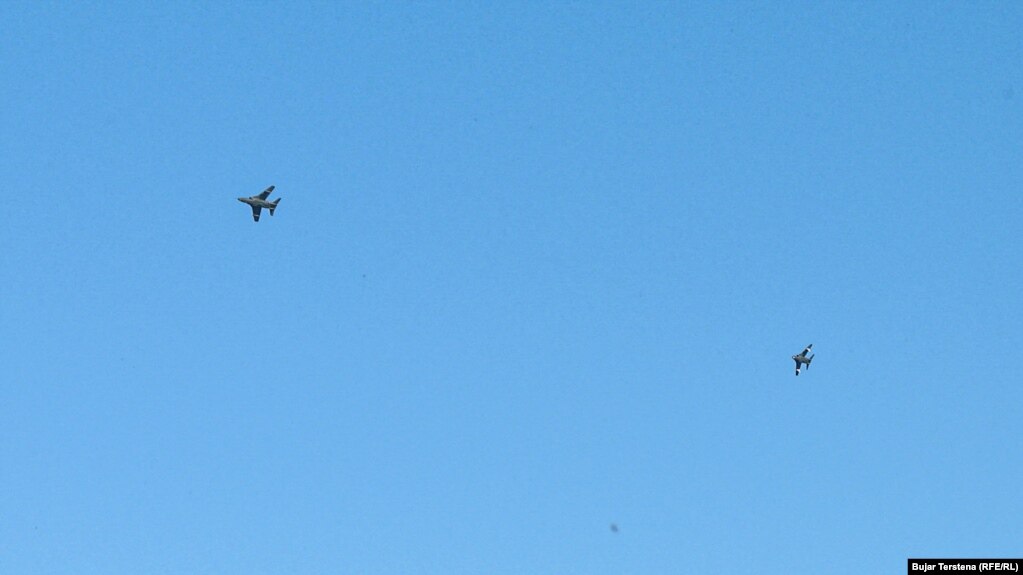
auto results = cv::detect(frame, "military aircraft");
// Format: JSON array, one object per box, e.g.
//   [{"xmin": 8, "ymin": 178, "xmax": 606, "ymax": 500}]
[
  {"xmin": 238, "ymin": 185, "xmax": 281, "ymax": 222},
  {"xmin": 792, "ymin": 344, "xmax": 814, "ymax": 376}
]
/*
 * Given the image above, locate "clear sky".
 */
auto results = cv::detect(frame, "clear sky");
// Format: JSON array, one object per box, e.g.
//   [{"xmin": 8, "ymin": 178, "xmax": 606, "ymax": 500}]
[{"xmin": 2, "ymin": 2, "xmax": 1021, "ymax": 573}]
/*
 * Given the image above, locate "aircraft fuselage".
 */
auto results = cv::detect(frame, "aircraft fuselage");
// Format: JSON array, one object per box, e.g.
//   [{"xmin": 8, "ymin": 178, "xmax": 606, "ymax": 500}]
[{"xmin": 238, "ymin": 197, "xmax": 275, "ymax": 209}]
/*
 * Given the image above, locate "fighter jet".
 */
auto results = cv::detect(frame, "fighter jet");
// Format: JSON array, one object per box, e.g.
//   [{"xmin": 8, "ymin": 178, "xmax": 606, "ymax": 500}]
[
  {"xmin": 237, "ymin": 185, "xmax": 281, "ymax": 222},
  {"xmin": 792, "ymin": 344, "xmax": 814, "ymax": 376}
]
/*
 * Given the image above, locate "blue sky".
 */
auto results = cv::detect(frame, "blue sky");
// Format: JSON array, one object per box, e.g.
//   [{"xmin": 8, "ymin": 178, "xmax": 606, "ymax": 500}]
[{"xmin": 2, "ymin": 2, "xmax": 1021, "ymax": 573}]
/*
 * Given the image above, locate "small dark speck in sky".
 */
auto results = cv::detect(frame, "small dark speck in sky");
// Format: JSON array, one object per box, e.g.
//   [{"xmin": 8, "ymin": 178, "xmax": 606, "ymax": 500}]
[{"xmin": 610, "ymin": 523, "xmax": 619, "ymax": 533}]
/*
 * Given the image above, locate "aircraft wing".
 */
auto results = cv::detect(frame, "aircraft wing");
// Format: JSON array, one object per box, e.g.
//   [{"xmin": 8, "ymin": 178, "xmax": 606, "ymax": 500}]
[
  {"xmin": 801, "ymin": 344, "xmax": 813, "ymax": 356},
  {"xmin": 251, "ymin": 205, "xmax": 262, "ymax": 222},
  {"xmin": 257, "ymin": 185, "xmax": 275, "ymax": 200},
  {"xmin": 794, "ymin": 359, "xmax": 801, "ymax": 376}
]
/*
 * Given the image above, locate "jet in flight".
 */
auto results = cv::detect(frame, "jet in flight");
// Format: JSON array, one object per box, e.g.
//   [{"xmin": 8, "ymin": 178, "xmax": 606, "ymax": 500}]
[
  {"xmin": 792, "ymin": 344, "xmax": 814, "ymax": 376},
  {"xmin": 238, "ymin": 185, "xmax": 281, "ymax": 222}
]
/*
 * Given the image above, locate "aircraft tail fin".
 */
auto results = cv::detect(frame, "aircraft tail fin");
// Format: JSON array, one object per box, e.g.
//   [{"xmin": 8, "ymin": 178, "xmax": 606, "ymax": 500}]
[
  {"xmin": 807, "ymin": 354, "xmax": 814, "ymax": 369},
  {"xmin": 269, "ymin": 198, "xmax": 281, "ymax": 216}
]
